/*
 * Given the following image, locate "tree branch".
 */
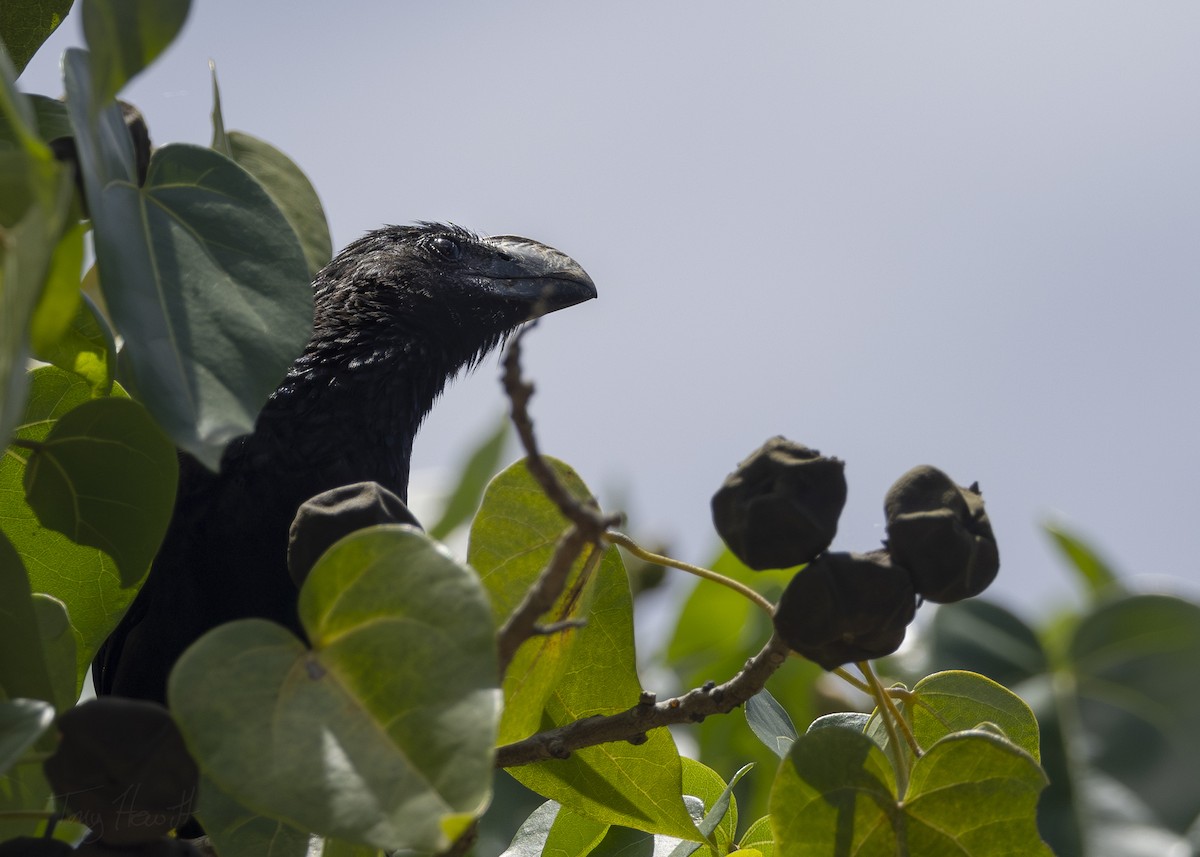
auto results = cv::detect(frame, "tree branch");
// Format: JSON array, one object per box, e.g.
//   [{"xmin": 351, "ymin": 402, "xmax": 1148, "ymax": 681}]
[{"xmin": 495, "ymin": 632, "xmax": 792, "ymax": 767}]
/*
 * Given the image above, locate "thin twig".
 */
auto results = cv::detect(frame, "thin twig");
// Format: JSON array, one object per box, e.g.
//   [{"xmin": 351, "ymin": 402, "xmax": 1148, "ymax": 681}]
[
  {"xmin": 495, "ymin": 633, "xmax": 792, "ymax": 767},
  {"xmin": 604, "ymin": 531, "xmax": 775, "ymax": 617},
  {"xmin": 501, "ymin": 323, "xmax": 620, "ymax": 536}
]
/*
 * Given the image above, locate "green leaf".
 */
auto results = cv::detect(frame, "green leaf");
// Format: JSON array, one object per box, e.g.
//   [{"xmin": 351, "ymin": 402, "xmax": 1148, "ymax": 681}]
[
  {"xmin": 27, "ymin": 218, "xmax": 84, "ymax": 356},
  {"xmin": 923, "ymin": 599, "xmax": 1049, "ymax": 691},
  {"xmin": 677, "ymin": 759, "xmax": 752, "ymax": 857},
  {"xmin": 63, "ymin": 49, "xmax": 313, "ymax": 468},
  {"xmin": 0, "ymin": 698, "xmax": 54, "ymax": 775},
  {"xmin": 430, "ymin": 414, "xmax": 509, "ymax": 541},
  {"xmin": 195, "ymin": 774, "xmax": 313, "ymax": 857},
  {"xmin": 1, "ymin": 366, "xmax": 138, "ymax": 686},
  {"xmin": 865, "ymin": 670, "xmax": 1040, "ymax": 766},
  {"xmin": 28, "ymin": 95, "xmax": 72, "ymax": 143},
  {"xmin": 502, "ymin": 801, "xmax": 612, "ymax": 857},
  {"xmin": 770, "ymin": 727, "xmax": 1051, "ymax": 857},
  {"xmin": 30, "ymin": 594, "xmax": 75, "ymax": 713},
  {"xmin": 22, "ymin": 395, "xmax": 178, "ymax": 586},
  {"xmin": 227, "ymin": 131, "xmax": 331, "ymax": 277},
  {"xmin": 470, "ymin": 458, "xmax": 700, "ymax": 841},
  {"xmin": 208, "ymin": 64, "xmax": 331, "ymax": 276},
  {"xmin": 738, "ymin": 816, "xmax": 774, "ymax": 857},
  {"xmin": 0, "ymin": 47, "xmax": 73, "ymax": 447},
  {"xmin": 745, "ymin": 689, "xmax": 797, "ymax": 759},
  {"xmin": 0, "ymin": 0, "xmax": 73, "ymax": 74},
  {"xmin": 1069, "ymin": 594, "xmax": 1200, "ymax": 833},
  {"xmin": 0, "ymin": 533, "xmax": 58, "ymax": 707},
  {"xmin": 81, "ymin": 0, "xmax": 189, "ymax": 106},
  {"xmin": 33, "ymin": 291, "xmax": 114, "ymax": 395},
  {"xmin": 1043, "ymin": 520, "xmax": 1121, "ymax": 598},
  {"xmin": 0, "ymin": 697, "xmax": 55, "ymax": 841},
  {"xmin": 170, "ymin": 526, "xmax": 499, "ymax": 854}
]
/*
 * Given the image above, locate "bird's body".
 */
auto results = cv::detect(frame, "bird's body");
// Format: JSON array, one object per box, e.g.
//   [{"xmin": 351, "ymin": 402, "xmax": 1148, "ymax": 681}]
[{"xmin": 94, "ymin": 223, "xmax": 595, "ymax": 702}]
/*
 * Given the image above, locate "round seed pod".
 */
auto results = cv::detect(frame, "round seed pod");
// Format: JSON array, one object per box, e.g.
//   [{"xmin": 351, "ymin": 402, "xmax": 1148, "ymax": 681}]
[
  {"xmin": 711, "ymin": 437, "xmax": 847, "ymax": 570},
  {"xmin": 287, "ymin": 481, "xmax": 420, "ymax": 587},
  {"xmin": 884, "ymin": 465, "xmax": 999, "ymax": 603},
  {"xmin": 772, "ymin": 550, "xmax": 917, "ymax": 670},
  {"xmin": 42, "ymin": 698, "xmax": 198, "ymax": 845}
]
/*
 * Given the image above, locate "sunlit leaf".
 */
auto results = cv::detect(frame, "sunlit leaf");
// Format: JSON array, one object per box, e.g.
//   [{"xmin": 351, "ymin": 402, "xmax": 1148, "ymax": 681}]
[
  {"xmin": 22, "ymin": 395, "xmax": 178, "ymax": 586},
  {"xmin": 471, "ymin": 457, "xmax": 700, "ymax": 841},
  {"xmin": 171, "ymin": 527, "xmax": 499, "ymax": 853},
  {"xmin": 770, "ymin": 727, "xmax": 1050, "ymax": 857},
  {"xmin": 0, "ymin": 366, "xmax": 137, "ymax": 686}
]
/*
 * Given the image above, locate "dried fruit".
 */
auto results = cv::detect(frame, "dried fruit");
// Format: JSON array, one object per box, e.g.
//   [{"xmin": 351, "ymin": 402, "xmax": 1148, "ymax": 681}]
[
  {"xmin": 287, "ymin": 481, "xmax": 420, "ymax": 586},
  {"xmin": 42, "ymin": 698, "xmax": 198, "ymax": 845},
  {"xmin": 884, "ymin": 465, "xmax": 999, "ymax": 603},
  {"xmin": 711, "ymin": 437, "xmax": 847, "ymax": 570},
  {"xmin": 772, "ymin": 550, "xmax": 916, "ymax": 669}
]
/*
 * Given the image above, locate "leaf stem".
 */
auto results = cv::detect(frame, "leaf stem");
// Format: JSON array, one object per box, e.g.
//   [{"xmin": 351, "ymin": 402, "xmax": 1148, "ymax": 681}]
[
  {"xmin": 858, "ymin": 660, "xmax": 911, "ymax": 794},
  {"xmin": 603, "ymin": 531, "xmax": 775, "ymax": 618}
]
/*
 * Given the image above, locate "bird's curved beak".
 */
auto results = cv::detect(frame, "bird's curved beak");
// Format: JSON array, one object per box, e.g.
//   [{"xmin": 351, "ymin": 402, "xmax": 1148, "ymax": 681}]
[{"xmin": 482, "ymin": 234, "xmax": 598, "ymax": 318}]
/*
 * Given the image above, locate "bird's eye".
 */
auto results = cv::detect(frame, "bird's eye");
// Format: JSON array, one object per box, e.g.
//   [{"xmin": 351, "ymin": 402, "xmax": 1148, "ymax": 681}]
[{"xmin": 429, "ymin": 236, "xmax": 463, "ymax": 261}]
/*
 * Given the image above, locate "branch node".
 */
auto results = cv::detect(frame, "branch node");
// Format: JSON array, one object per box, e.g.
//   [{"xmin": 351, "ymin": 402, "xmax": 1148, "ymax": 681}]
[{"xmin": 626, "ymin": 732, "xmax": 648, "ymax": 746}]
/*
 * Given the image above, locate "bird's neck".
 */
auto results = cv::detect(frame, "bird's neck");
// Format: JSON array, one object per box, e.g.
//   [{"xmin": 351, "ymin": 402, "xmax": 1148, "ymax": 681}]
[{"xmin": 238, "ymin": 325, "xmax": 476, "ymax": 504}]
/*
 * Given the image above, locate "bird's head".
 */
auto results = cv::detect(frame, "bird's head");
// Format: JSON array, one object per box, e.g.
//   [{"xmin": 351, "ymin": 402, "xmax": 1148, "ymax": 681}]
[{"xmin": 311, "ymin": 222, "xmax": 596, "ymax": 367}]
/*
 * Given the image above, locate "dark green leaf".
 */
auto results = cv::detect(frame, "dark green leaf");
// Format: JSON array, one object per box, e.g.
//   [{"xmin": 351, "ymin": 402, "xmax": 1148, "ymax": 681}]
[
  {"xmin": 1069, "ymin": 594, "xmax": 1200, "ymax": 833},
  {"xmin": 922, "ymin": 599, "xmax": 1048, "ymax": 690},
  {"xmin": 430, "ymin": 414, "xmax": 509, "ymax": 540},
  {"xmin": 170, "ymin": 527, "xmax": 499, "ymax": 853},
  {"xmin": 0, "ymin": 0, "xmax": 73, "ymax": 74},
  {"xmin": 30, "ymin": 594, "xmax": 75, "ymax": 713},
  {"xmin": 81, "ymin": 0, "xmax": 189, "ymax": 106},
  {"xmin": 1, "ymin": 367, "xmax": 136, "ymax": 687},
  {"xmin": 805, "ymin": 712, "xmax": 869, "ymax": 733},
  {"xmin": 64, "ymin": 49, "xmax": 313, "ymax": 468},
  {"xmin": 0, "ymin": 533, "xmax": 58, "ymax": 707},
  {"xmin": 227, "ymin": 131, "xmax": 331, "ymax": 277},
  {"xmin": 22, "ymin": 395, "xmax": 178, "ymax": 586},
  {"xmin": 28, "ymin": 95, "xmax": 71, "ymax": 143}
]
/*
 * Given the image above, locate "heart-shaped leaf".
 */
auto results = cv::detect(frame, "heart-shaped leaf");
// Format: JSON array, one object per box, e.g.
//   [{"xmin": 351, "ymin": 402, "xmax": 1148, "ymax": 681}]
[
  {"xmin": 1, "ymin": 367, "xmax": 143, "ymax": 686},
  {"xmin": 170, "ymin": 526, "xmax": 499, "ymax": 853},
  {"xmin": 63, "ymin": 48, "xmax": 312, "ymax": 469},
  {"xmin": 770, "ymin": 726, "xmax": 1051, "ymax": 857}
]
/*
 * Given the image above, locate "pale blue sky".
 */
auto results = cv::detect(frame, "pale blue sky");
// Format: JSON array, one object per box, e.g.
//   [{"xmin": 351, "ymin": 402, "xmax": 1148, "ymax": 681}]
[{"xmin": 19, "ymin": 2, "xmax": 1200, "ymax": 617}]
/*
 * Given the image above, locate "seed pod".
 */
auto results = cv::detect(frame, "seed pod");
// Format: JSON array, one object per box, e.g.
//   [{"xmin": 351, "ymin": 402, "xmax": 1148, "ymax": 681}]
[
  {"xmin": 42, "ymin": 698, "xmax": 198, "ymax": 845},
  {"xmin": 287, "ymin": 481, "xmax": 421, "ymax": 587},
  {"xmin": 884, "ymin": 465, "xmax": 999, "ymax": 603},
  {"xmin": 711, "ymin": 437, "xmax": 847, "ymax": 570},
  {"xmin": 772, "ymin": 550, "xmax": 916, "ymax": 670}
]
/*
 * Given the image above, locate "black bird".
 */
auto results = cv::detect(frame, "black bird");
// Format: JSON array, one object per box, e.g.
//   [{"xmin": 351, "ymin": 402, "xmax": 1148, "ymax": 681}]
[{"xmin": 93, "ymin": 223, "xmax": 596, "ymax": 703}]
